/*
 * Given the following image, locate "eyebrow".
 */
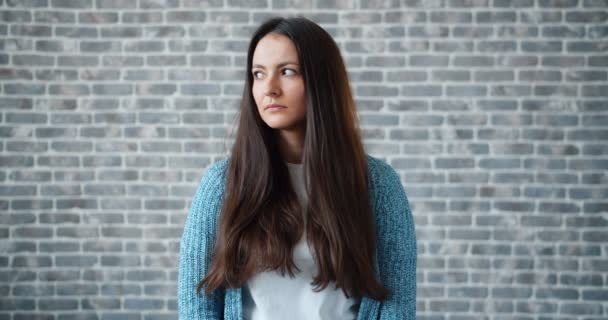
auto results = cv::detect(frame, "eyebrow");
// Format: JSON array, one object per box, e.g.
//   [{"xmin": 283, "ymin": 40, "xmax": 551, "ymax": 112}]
[{"xmin": 252, "ymin": 61, "xmax": 299, "ymax": 69}]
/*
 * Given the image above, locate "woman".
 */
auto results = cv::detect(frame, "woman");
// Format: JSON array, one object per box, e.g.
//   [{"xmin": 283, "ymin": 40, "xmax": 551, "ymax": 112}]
[{"xmin": 178, "ymin": 16, "xmax": 416, "ymax": 320}]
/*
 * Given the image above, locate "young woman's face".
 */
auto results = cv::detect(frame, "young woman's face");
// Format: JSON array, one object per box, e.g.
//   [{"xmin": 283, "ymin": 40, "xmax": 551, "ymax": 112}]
[{"xmin": 251, "ymin": 33, "xmax": 306, "ymax": 132}]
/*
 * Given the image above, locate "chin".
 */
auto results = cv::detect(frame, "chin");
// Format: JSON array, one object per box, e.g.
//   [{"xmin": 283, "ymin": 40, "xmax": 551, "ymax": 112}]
[
  {"xmin": 265, "ymin": 122, "xmax": 293, "ymax": 130},
  {"xmin": 263, "ymin": 119, "xmax": 303, "ymax": 131}
]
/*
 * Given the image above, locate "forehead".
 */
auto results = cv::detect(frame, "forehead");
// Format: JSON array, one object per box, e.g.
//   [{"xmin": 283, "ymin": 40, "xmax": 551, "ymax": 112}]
[{"xmin": 252, "ymin": 33, "xmax": 299, "ymax": 66}]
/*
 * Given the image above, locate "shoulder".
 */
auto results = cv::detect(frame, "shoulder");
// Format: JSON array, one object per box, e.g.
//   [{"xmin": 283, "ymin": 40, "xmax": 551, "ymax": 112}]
[
  {"xmin": 365, "ymin": 154, "xmax": 415, "ymax": 242},
  {"xmin": 180, "ymin": 158, "xmax": 231, "ymax": 255},
  {"xmin": 198, "ymin": 157, "xmax": 230, "ymax": 187},
  {"xmin": 365, "ymin": 153, "xmax": 412, "ymax": 223},
  {"xmin": 190, "ymin": 157, "xmax": 230, "ymax": 207},
  {"xmin": 365, "ymin": 153, "xmax": 402, "ymax": 191}
]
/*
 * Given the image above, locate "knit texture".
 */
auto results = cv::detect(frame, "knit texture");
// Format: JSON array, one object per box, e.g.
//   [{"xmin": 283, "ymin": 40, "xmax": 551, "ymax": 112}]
[{"xmin": 178, "ymin": 154, "xmax": 417, "ymax": 320}]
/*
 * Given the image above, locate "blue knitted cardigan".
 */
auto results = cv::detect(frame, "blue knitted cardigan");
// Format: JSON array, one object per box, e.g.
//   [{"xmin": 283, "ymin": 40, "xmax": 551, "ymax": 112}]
[{"xmin": 178, "ymin": 154, "xmax": 417, "ymax": 319}]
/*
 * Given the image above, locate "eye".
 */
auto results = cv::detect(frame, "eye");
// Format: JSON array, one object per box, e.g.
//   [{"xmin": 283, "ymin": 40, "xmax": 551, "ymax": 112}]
[
  {"xmin": 283, "ymin": 68, "xmax": 297, "ymax": 76},
  {"xmin": 252, "ymin": 71, "xmax": 262, "ymax": 79}
]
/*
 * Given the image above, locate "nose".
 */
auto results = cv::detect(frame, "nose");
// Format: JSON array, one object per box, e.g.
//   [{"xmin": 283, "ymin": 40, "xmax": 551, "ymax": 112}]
[{"xmin": 263, "ymin": 72, "xmax": 281, "ymax": 97}]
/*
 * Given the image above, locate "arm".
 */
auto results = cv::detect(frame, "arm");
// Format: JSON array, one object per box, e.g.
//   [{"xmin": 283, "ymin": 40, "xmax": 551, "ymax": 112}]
[
  {"xmin": 178, "ymin": 160, "xmax": 227, "ymax": 320},
  {"xmin": 373, "ymin": 162, "xmax": 417, "ymax": 320}
]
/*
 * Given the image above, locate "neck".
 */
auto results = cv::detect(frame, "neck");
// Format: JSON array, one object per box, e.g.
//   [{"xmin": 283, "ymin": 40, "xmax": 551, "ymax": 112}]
[{"xmin": 276, "ymin": 128, "xmax": 304, "ymax": 164}]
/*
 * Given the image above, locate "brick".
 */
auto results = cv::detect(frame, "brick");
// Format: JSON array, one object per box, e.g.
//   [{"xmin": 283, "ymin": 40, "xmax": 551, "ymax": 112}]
[
  {"xmin": 516, "ymin": 301, "xmax": 557, "ymax": 314},
  {"xmin": 560, "ymin": 274, "xmax": 603, "ymax": 286},
  {"xmin": 429, "ymin": 300, "xmax": 469, "ymax": 312},
  {"xmin": 560, "ymin": 302, "xmax": 603, "ymax": 315},
  {"xmin": 98, "ymin": 170, "xmax": 138, "ymax": 181},
  {"xmin": 81, "ymin": 298, "xmax": 120, "ymax": 309},
  {"xmin": 101, "ymin": 255, "xmax": 140, "ymax": 267},
  {"xmin": 124, "ymin": 298, "xmax": 164, "ymax": 310},
  {"xmin": 101, "ymin": 227, "xmax": 142, "ymax": 238},
  {"xmin": 515, "ymin": 272, "xmax": 557, "ymax": 285},
  {"xmin": 39, "ymin": 299, "xmax": 78, "ymax": 310},
  {"xmin": 122, "ymin": 12, "xmax": 163, "ymax": 23},
  {"xmin": 12, "ymin": 256, "xmax": 52, "ymax": 267},
  {"xmin": 559, "ymin": 244, "xmax": 601, "ymax": 257},
  {"xmin": 39, "ymin": 242, "xmax": 79, "ymax": 252},
  {"xmin": 4, "ymin": 242, "xmax": 36, "ymax": 253},
  {"xmin": 56, "ymin": 227, "xmax": 98, "ymax": 238}
]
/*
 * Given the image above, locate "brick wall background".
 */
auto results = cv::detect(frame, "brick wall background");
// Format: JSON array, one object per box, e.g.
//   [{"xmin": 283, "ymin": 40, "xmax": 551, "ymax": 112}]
[{"xmin": 2, "ymin": 0, "xmax": 608, "ymax": 319}]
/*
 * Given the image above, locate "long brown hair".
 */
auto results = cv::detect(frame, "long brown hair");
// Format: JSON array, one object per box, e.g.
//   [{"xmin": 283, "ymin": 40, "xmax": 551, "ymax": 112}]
[{"xmin": 198, "ymin": 16, "xmax": 390, "ymax": 301}]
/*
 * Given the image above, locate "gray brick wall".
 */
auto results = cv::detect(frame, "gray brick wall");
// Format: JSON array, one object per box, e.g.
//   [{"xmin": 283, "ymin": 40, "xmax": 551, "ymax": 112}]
[{"xmin": 1, "ymin": 0, "xmax": 607, "ymax": 319}]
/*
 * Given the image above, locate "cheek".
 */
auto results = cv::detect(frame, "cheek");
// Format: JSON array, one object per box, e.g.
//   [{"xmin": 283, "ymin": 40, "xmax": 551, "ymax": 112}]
[
  {"xmin": 296, "ymin": 86, "xmax": 306, "ymax": 110},
  {"xmin": 286, "ymin": 81, "xmax": 305, "ymax": 103}
]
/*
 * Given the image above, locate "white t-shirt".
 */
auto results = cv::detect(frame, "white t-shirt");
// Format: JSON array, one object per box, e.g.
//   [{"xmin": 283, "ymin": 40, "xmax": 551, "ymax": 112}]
[{"xmin": 242, "ymin": 161, "xmax": 361, "ymax": 320}]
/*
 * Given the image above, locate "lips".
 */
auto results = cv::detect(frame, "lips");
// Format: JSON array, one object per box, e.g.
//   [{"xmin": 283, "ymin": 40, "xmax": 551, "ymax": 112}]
[{"xmin": 265, "ymin": 103, "xmax": 286, "ymax": 110}]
